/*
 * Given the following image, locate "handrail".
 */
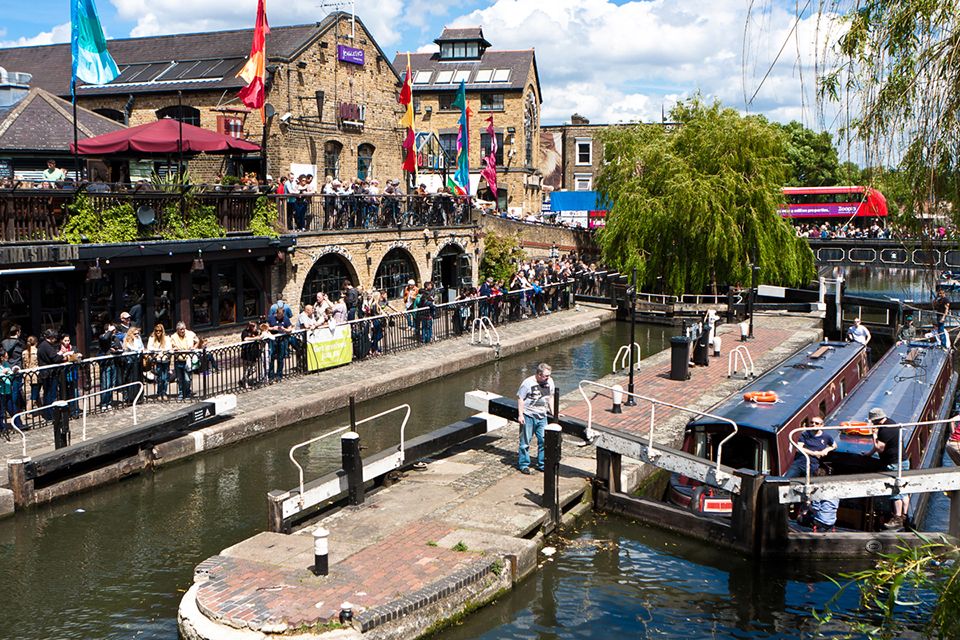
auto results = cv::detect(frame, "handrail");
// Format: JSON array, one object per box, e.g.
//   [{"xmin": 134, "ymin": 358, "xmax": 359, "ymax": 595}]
[
  {"xmin": 680, "ymin": 294, "xmax": 725, "ymax": 305},
  {"xmin": 727, "ymin": 345, "xmax": 755, "ymax": 378},
  {"xmin": 288, "ymin": 403, "xmax": 411, "ymax": 507},
  {"xmin": 79, "ymin": 382, "xmax": 145, "ymax": 441},
  {"xmin": 612, "ymin": 343, "xmax": 641, "ymax": 373},
  {"xmin": 786, "ymin": 416, "xmax": 960, "ymax": 495},
  {"xmin": 471, "ymin": 316, "xmax": 499, "ymax": 347},
  {"xmin": 576, "ymin": 380, "xmax": 740, "ymax": 475},
  {"xmin": 9, "ymin": 382, "xmax": 145, "ymax": 457}
]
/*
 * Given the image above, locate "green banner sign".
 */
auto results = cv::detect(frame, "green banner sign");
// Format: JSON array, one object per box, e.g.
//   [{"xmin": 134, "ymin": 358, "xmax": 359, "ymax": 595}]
[{"xmin": 305, "ymin": 325, "xmax": 353, "ymax": 372}]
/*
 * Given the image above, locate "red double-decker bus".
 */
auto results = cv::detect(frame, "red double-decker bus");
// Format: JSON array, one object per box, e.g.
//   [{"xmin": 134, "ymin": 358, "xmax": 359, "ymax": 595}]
[{"xmin": 779, "ymin": 186, "xmax": 888, "ymax": 222}]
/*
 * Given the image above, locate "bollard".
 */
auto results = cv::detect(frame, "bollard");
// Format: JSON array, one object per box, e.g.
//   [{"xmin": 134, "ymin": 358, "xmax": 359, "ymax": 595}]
[
  {"xmin": 312, "ymin": 527, "xmax": 330, "ymax": 576},
  {"xmin": 341, "ymin": 432, "xmax": 364, "ymax": 506},
  {"xmin": 543, "ymin": 424, "xmax": 562, "ymax": 530},
  {"xmin": 739, "ymin": 321, "xmax": 749, "ymax": 342},
  {"xmin": 713, "ymin": 335, "xmax": 722, "ymax": 357},
  {"xmin": 669, "ymin": 336, "xmax": 691, "ymax": 381},
  {"xmin": 52, "ymin": 401, "xmax": 70, "ymax": 449},
  {"xmin": 339, "ymin": 603, "xmax": 354, "ymax": 625},
  {"xmin": 611, "ymin": 385, "xmax": 623, "ymax": 414}
]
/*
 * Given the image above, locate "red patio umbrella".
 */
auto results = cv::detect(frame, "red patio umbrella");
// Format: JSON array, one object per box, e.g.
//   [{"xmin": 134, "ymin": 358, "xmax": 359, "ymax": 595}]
[{"xmin": 70, "ymin": 118, "xmax": 260, "ymax": 155}]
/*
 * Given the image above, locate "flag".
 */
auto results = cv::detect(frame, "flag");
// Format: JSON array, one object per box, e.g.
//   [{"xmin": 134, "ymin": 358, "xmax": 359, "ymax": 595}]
[
  {"xmin": 480, "ymin": 115, "xmax": 497, "ymax": 202},
  {"xmin": 71, "ymin": 0, "xmax": 119, "ymax": 93},
  {"xmin": 398, "ymin": 53, "xmax": 417, "ymax": 176},
  {"xmin": 446, "ymin": 80, "xmax": 471, "ymax": 196},
  {"xmin": 237, "ymin": 0, "xmax": 270, "ymax": 121}
]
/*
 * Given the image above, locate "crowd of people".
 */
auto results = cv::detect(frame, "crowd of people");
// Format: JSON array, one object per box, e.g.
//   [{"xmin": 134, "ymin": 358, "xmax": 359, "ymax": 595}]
[{"xmin": 793, "ymin": 220, "xmax": 960, "ymax": 241}]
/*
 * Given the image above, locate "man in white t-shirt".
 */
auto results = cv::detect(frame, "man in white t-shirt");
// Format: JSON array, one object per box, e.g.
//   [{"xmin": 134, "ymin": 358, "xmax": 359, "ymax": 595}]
[{"xmin": 516, "ymin": 362, "xmax": 554, "ymax": 474}]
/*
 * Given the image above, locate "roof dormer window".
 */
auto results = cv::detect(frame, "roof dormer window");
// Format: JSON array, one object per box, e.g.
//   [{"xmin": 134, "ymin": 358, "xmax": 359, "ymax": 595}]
[{"xmin": 440, "ymin": 41, "xmax": 480, "ymax": 60}]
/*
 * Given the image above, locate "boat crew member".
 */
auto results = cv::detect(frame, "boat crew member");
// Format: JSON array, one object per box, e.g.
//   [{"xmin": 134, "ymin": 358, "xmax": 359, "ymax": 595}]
[
  {"xmin": 897, "ymin": 316, "xmax": 916, "ymax": 344},
  {"xmin": 846, "ymin": 317, "xmax": 872, "ymax": 364},
  {"xmin": 862, "ymin": 407, "xmax": 909, "ymax": 530},
  {"xmin": 516, "ymin": 363, "xmax": 554, "ymax": 475},
  {"xmin": 785, "ymin": 417, "xmax": 836, "ymax": 478},
  {"xmin": 934, "ymin": 289, "xmax": 951, "ymax": 349}
]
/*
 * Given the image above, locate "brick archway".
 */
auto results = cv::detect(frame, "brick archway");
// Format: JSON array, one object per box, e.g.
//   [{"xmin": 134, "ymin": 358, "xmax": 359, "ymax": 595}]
[
  {"xmin": 373, "ymin": 247, "xmax": 421, "ymax": 299},
  {"xmin": 299, "ymin": 252, "xmax": 360, "ymax": 304}
]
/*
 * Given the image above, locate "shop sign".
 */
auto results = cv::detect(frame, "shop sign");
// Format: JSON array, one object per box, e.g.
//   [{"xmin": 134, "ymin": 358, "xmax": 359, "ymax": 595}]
[
  {"xmin": 337, "ymin": 45, "xmax": 365, "ymax": 65},
  {"xmin": 0, "ymin": 158, "xmax": 11, "ymax": 179}
]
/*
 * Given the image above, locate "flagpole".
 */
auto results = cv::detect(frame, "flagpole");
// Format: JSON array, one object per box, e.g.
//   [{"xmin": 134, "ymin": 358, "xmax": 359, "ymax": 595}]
[{"xmin": 72, "ymin": 78, "xmax": 80, "ymax": 183}]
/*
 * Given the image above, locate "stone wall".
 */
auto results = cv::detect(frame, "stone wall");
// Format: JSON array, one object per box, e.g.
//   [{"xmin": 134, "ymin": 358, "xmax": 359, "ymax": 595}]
[{"xmin": 479, "ymin": 214, "xmax": 597, "ymax": 259}]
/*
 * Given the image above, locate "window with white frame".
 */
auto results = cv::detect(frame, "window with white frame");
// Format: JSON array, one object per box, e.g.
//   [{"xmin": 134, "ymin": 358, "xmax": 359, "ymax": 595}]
[
  {"xmin": 413, "ymin": 71, "xmax": 432, "ymax": 84},
  {"xmin": 492, "ymin": 69, "xmax": 511, "ymax": 82},
  {"xmin": 575, "ymin": 138, "xmax": 592, "ymax": 165},
  {"xmin": 574, "ymin": 173, "xmax": 592, "ymax": 191},
  {"xmin": 453, "ymin": 69, "xmax": 471, "ymax": 84},
  {"xmin": 473, "ymin": 69, "xmax": 492, "ymax": 83},
  {"xmin": 434, "ymin": 70, "xmax": 454, "ymax": 84}
]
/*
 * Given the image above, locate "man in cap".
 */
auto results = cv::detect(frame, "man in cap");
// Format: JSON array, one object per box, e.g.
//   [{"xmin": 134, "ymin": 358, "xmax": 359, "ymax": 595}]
[
  {"xmin": 934, "ymin": 288, "xmax": 951, "ymax": 349},
  {"xmin": 785, "ymin": 416, "xmax": 836, "ymax": 478},
  {"xmin": 403, "ymin": 279, "xmax": 419, "ymax": 331},
  {"xmin": 897, "ymin": 315, "xmax": 916, "ymax": 343},
  {"xmin": 863, "ymin": 407, "xmax": 909, "ymax": 529}
]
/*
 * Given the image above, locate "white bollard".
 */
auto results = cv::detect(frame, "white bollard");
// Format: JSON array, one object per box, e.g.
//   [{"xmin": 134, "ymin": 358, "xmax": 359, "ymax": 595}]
[
  {"xmin": 611, "ymin": 384, "xmax": 623, "ymax": 414},
  {"xmin": 739, "ymin": 321, "xmax": 749, "ymax": 342},
  {"xmin": 713, "ymin": 335, "xmax": 722, "ymax": 357}
]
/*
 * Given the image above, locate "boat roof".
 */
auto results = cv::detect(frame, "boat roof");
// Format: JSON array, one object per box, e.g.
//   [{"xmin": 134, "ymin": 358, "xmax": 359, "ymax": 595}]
[
  {"xmin": 688, "ymin": 341, "xmax": 865, "ymax": 433},
  {"xmin": 828, "ymin": 342, "xmax": 950, "ymax": 455}
]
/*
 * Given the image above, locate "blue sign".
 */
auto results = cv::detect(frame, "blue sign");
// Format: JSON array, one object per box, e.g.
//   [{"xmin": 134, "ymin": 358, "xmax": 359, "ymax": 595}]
[{"xmin": 337, "ymin": 45, "xmax": 365, "ymax": 66}]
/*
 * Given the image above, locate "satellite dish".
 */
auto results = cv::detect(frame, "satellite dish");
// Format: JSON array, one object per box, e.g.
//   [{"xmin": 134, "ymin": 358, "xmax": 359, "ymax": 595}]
[
  {"xmin": 136, "ymin": 205, "xmax": 156, "ymax": 225},
  {"xmin": 264, "ymin": 103, "xmax": 277, "ymax": 119}
]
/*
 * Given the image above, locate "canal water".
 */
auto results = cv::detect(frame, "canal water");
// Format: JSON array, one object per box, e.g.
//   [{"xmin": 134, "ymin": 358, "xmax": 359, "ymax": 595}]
[{"xmin": 0, "ymin": 320, "xmax": 665, "ymax": 640}]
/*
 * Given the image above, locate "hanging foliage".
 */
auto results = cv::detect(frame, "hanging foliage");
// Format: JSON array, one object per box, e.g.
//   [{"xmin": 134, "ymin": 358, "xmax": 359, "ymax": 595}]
[{"xmin": 595, "ymin": 98, "xmax": 814, "ymax": 295}]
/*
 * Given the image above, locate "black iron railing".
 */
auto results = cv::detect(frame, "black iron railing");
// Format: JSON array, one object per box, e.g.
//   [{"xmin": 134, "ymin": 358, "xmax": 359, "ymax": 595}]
[{"xmin": 1, "ymin": 282, "xmax": 573, "ymax": 433}]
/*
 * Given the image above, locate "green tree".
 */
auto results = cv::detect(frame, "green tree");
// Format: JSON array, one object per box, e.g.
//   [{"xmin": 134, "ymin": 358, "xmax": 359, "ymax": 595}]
[
  {"xmin": 595, "ymin": 98, "xmax": 814, "ymax": 296},
  {"xmin": 774, "ymin": 120, "xmax": 841, "ymax": 186},
  {"xmin": 479, "ymin": 231, "xmax": 525, "ymax": 282}
]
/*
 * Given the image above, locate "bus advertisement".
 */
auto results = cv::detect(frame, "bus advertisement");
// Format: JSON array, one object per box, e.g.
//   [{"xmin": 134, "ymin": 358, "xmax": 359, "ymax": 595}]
[{"xmin": 779, "ymin": 186, "xmax": 887, "ymax": 220}]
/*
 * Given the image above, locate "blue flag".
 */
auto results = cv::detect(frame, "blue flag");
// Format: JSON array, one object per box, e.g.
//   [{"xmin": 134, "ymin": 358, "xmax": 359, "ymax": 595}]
[{"xmin": 71, "ymin": 0, "xmax": 119, "ymax": 92}]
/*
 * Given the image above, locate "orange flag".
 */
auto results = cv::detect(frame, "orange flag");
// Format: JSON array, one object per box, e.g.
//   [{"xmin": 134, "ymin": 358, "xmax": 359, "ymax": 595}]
[
  {"xmin": 398, "ymin": 53, "xmax": 417, "ymax": 175},
  {"xmin": 237, "ymin": 0, "xmax": 269, "ymax": 121}
]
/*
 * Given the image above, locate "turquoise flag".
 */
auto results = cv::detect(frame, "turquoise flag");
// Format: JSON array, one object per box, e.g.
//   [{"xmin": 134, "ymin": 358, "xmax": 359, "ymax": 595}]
[
  {"xmin": 446, "ymin": 80, "xmax": 471, "ymax": 196},
  {"xmin": 71, "ymin": 0, "xmax": 119, "ymax": 91}
]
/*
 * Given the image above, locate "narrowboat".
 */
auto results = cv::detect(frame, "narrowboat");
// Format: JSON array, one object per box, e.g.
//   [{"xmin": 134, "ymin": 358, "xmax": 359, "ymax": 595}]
[
  {"xmin": 810, "ymin": 341, "xmax": 958, "ymax": 531},
  {"xmin": 667, "ymin": 341, "xmax": 868, "ymax": 513}
]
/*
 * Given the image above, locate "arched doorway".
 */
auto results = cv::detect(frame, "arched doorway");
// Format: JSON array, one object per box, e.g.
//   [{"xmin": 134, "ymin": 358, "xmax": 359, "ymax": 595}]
[
  {"xmin": 432, "ymin": 244, "xmax": 471, "ymax": 302},
  {"xmin": 357, "ymin": 143, "xmax": 375, "ymax": 180},
  {"xmin": 374, "ymin": 248, "xmax": 418, "ymax": 299},
  {"xmin": 301, "ymin": 254, "xmax": 356, "ymax": 306}
]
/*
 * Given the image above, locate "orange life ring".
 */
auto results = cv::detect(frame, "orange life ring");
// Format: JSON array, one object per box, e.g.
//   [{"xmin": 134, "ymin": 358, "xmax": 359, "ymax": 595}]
[
  {"xmin": 841, "ymin": 420, "xmax": 872, "ymax": 436},
  {"xmin": 744, "ymin": 391, "xmax": 778, "ymax": 403}
]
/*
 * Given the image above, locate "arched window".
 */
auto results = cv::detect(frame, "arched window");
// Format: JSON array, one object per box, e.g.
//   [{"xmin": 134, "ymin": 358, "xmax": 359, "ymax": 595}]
[
  {"xmin": 524, "ymin": 91, "xmax": 538, "ymax": 168},
  {"xmin": 301, "ymin": 254, "xmax": 356, "ymax": 307},
  {"xmin": 156, "ymin": 105, "xmax": 201, "ymax": 126},
  {"xmin": 357, "ymin": 143, "xmax": 375, "ymax": 181},
  {"xmin": 93, "ymin": 108, "xmax": 125, "ymax": 124},
  {"xmin": 324, "ymin": 141, "xmax": 342, "ymax": 180},
  {"xmin": 374, "ymin": 248, "xmax": 418, "ymax": 299}
]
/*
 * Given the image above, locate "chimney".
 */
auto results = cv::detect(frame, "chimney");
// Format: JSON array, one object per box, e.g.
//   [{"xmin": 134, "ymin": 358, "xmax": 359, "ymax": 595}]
[
  {"xmin": 570, "ymin": 113, "xmax": 589, "ymax": 125},
  {"xmin": 0, "ymin": 67, "xmax": 32, "ymax": 109}
]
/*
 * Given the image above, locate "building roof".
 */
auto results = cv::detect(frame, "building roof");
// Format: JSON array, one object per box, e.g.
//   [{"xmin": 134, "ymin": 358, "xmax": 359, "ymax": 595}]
[
  {"xmin": 0, "ymin": 88, "xmax": 125, "ymax": 152},
  {"xmin": 434, "ymin": 27, "xmax": 491, "ymax": 47},
  {"xmin": 0, "ymin": 12, "xmax": 400, "ymax": 98},
  {"xmin": 393, "ymin": 50, "xmax": 539, "ymax": 96}
]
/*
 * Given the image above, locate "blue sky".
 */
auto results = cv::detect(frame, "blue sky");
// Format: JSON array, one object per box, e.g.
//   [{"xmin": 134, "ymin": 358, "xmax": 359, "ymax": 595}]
[{"xmin": 0, "ymin": 0, "xmax": 853, "ymax": 149}]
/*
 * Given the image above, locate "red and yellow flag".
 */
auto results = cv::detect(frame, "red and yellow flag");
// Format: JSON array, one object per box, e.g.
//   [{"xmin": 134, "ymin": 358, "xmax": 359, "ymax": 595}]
[
  {"xmin": 237, "ymin": 0, "xmax": 269, "ymax": 121},
  {"xmin": 398, "ymin": 53, "xmax": 417, "ymax": 176}
]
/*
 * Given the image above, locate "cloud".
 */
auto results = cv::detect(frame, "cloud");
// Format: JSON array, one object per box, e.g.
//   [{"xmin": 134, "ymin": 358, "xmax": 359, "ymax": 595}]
[
  {"xmin": 446, "ymin": 0, "xmax": 846, "ymax": 128},
  {"xmin": 0, "ymin": 22, "xmax": 70, "ymax": 48},
  {"xmin": 109, "ymin": 0, "xmax": 405, "ymax": 45}
]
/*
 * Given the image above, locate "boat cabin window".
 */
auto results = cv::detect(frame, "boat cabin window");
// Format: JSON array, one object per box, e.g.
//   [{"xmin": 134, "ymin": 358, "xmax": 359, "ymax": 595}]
[
  {"xmin": 694, "ymin": 429, "xmax": 771, "ymax": 474},
  {"xmin": 819, "ymin": 400, "xmax": 827, "ymax": 418},
  {"xmin": 839, "ymin": 379, "xmax": 846, "ymax": 398}
]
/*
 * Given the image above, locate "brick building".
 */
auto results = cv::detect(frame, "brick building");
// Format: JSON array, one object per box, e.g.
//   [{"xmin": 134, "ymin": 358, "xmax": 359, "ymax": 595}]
[
  {"xmin": 540, "ymin": 114, "xmax": 606, "ymax": 193},
  {"xmin": 0, "ymin": 12, "xmax": 405, "ymax": 184},
  {"xmin": 394, "ymin": 27, "xmax": 543, "ymax": 215}
]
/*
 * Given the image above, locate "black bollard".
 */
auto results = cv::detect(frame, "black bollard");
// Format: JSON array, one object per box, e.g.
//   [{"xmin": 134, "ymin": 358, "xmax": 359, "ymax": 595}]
[
  {"xmin": 341, "ymin": 432, "xmax": 364, "ymax": 506},
  {"xmin": 543, "ymin": 424, "xmax": 562, "ymax": 528},
  {"xmin": 52, "ymin": 401, "xmax": 70, "ymax": 449}
]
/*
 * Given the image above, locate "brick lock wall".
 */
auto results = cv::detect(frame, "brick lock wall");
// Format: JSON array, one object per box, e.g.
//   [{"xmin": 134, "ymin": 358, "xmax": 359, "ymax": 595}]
[{"xmin": 480, "ymin": 214, "xmax": 596, "ymax": 259}]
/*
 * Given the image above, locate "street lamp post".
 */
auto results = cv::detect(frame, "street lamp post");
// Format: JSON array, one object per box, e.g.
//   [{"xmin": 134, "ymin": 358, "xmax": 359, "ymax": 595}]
[
  {"xmin": 626, "ymin": 267, "xmax": 638, "ymax": 406},
  {"xmin": 748, "ymin": 264, "xmax": 760, "ymax": 338}
]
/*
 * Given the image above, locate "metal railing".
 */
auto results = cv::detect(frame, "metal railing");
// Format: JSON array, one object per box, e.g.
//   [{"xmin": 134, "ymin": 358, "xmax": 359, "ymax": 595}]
[
  {"xmin": 577, "ymin": 380, "xmax": 740, "ymax": 476},
  {"xmin": 1, "ymin": 281, "xmax": 572, "ymax": 435},
  {"xmin": 787, "ymin": 417, "xmax": 959, "ymax": 494},
  {"xmin": 471, "ymin": 316, "xmax": 499, "ymax": 347},
  {"xmin": 727, "ymin": 345, "xmax": 755, "ymax": 379},
  {"xmin": 268, "ymin": 193, "xmax": 473, "ymax": 232},
  {"xmin": 78, "ymin": 382, "xmax": 145, "ymax": 441},
  {"xmin": 288, "ymin": 403, "xmax": 410, "ymax": 508}
]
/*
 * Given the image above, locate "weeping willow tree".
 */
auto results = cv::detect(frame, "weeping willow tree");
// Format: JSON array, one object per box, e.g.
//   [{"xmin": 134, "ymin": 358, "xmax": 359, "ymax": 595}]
[{"xmin": 595, "ymin": 98, "xmax": 814, "ymax": 296}]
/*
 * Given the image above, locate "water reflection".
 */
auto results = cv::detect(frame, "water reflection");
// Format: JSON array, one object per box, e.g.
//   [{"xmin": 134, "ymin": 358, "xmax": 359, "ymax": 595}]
[{"xmin": 829, "ymin": 265, "xmax": 940, "ymax": 302}]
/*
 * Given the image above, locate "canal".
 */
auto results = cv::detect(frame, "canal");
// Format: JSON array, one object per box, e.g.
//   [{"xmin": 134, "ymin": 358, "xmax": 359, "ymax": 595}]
[{"xmin": 0, "ymin": 320, "xmax": 664, "ymax": 640}]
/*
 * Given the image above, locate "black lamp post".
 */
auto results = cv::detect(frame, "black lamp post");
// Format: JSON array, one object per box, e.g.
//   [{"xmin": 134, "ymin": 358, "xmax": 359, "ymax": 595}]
[
  {"xmin": 748, "ymin": 264, "xmax": 760, "ymax": 338},
  {"xmin": 625, "ymin": 267, "xmax": 638, "ymax": 406}
]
